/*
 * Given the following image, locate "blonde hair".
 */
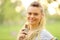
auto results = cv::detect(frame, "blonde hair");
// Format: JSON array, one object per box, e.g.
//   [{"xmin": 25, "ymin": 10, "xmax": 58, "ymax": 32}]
[{"xmin": 24, "ymin": 1, "xmax": 46, "ymax": 40}]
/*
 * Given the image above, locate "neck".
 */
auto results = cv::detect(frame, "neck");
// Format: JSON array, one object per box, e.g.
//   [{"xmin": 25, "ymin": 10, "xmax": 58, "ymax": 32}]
[{"xmin": 29, "ymin": 24, "xmax": 39, "ymax": 31}]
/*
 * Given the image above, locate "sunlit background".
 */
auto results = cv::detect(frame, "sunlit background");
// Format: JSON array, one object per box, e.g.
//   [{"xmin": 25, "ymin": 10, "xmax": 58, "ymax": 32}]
[{"xmin": 0, "ymin": 0, "xmax": 60, "ymax": 40}]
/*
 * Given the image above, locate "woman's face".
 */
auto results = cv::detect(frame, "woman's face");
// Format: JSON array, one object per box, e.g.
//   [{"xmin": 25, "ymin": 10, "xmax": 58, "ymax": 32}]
[{"xmin": 27, "ymin": 7, "xmax": 42, "ymax": 25}]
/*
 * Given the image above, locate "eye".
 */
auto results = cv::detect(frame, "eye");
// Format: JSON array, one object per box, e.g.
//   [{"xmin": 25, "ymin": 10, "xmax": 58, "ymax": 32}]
[
  {"xmin": 28, "ymin": 12, "xmax": 32, "ymax": 15},
  {"xmin": 34, "ymin": 13, "xmax": 38, "ymax": 16}
]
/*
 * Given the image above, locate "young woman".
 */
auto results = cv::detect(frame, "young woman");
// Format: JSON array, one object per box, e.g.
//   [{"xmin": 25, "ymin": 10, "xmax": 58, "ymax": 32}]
[{"xmin": 17, "ymin": 1, "xmax": 55, "ymax": 40}]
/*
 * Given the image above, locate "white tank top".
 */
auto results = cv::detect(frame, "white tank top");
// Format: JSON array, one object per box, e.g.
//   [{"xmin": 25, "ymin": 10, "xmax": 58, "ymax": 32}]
[{"xmin": 35, "ymin": 29, "xmax": 54, "ymax": 40}]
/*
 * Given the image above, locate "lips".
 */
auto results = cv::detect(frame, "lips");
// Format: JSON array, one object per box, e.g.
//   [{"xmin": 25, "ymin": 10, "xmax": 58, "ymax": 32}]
[
  {"xmin": 29, "ymin": 20, "xmax": 34, "ymax": 22},
  {"xmin": 29, "ymin": 18, "xmax": 35, "ymax": 22}
]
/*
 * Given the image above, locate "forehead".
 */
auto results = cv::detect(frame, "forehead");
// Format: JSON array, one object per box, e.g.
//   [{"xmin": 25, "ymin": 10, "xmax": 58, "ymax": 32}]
[{"xmin": 27, "ymin": 7, "xmax": 41, "ymax": 13}]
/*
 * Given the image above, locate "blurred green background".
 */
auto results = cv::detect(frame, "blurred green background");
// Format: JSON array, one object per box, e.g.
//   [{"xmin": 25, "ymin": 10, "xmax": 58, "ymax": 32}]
[{"xmin": 0, "ymin": 0, "xmax": 60, "ymax": 40}]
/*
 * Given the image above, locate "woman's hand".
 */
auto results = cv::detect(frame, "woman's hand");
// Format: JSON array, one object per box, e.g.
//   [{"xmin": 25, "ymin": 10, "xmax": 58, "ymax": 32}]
[{"xmin": 18, "ymin": 29, "xmax": 27, "ymax": 40}]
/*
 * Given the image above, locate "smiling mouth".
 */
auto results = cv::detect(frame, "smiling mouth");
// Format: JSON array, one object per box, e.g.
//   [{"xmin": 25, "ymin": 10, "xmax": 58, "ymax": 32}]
[
  {"xmin": 30, "ymin": 20, "xmax": 33, "ymax": 22},
  {"xmin": 29, "ymin": 19, "xmax": 35, "ymax": 22}
]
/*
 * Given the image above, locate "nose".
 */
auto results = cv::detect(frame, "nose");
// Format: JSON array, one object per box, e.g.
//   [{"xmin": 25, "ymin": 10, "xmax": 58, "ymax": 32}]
[{"xmin": 30, "ymin": 14, "xmax": 34, "ymax": 18}]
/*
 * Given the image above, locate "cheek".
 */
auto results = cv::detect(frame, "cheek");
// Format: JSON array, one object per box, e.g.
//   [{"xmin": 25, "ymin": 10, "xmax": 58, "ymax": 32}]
[
  {"xmin": 37, "ymin": 18, "xmax": 41, "ymax": 22},
  {"xmin": 36, "ymin": 16, "xmax": 41, "ymax": 22}
]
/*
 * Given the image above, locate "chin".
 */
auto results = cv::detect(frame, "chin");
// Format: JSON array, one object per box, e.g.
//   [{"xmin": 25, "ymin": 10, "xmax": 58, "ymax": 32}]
[{"xmin": 29, "ymin": 22, "xmax": 36, "ymax": 25}]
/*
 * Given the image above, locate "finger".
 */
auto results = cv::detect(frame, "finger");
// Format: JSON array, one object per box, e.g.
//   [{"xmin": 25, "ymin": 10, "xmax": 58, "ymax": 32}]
[
  {"xmin": 19, "ymin": 34, "xmax": 26, "ymax": 39},
  {"xmin": 20, "ymin": 31, "xmax": 27, "ymax": 35}
]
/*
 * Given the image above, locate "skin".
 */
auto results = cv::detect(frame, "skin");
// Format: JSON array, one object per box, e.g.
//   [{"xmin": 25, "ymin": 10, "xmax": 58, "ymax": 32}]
[{"xmin": 27, "ymin": 6, "xmax": 42, "ymax": 30}]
